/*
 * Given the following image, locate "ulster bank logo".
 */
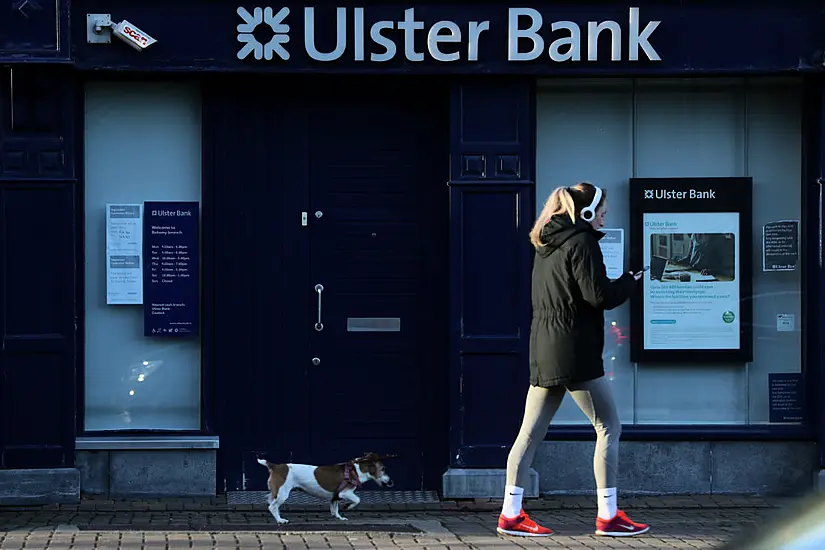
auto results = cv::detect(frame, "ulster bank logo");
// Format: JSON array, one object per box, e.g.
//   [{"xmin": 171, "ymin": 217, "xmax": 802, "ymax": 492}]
[
  {"xmin": 237, "ymin": 7, "xmax": 291, "ymax": 60},
  {"xmin": 646, "ymin": 188, "xmax": 716, "ymax": 200}
]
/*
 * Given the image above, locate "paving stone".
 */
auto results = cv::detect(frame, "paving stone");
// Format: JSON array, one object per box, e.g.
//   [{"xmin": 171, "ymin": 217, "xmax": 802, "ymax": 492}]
[{"xmin": 0, "ymin": 495, "xmax": 803, "ymax": 549}]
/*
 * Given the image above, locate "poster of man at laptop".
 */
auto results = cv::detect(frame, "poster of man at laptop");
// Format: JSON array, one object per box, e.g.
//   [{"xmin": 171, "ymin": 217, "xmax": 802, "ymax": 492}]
[
  {"xmin": 640, "ymin": 211, "xmax": 742, "ymax": 354},
  {"xmin": 649, "ymin": 233, "xmax": 736, "ymax": 282}
]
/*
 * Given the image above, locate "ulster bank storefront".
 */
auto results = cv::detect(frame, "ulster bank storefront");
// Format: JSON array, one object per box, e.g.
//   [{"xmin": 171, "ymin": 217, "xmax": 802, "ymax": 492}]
[{"xmin": 1, "ymin": 0, "xmax": 824, "ymax": 503}]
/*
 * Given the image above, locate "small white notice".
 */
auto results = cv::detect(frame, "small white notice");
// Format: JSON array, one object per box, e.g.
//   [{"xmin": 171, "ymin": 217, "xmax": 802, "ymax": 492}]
[
  {"xmin": 106, "ymin": 204, "xmax": 143, "ymax": 305},
  {"xmin": 599, "ymin": 229, "xmax": 625, "ymax": 280},
  {"xmin": 776, "ymin": 314, "xmax": 795, "ymax": 332}
]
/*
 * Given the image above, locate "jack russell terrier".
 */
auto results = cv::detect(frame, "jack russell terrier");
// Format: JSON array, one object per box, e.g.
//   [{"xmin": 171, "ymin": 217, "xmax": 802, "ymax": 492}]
[{"xmin": 257, "ymin": 452, "xmax": 396, "ymax": 523}]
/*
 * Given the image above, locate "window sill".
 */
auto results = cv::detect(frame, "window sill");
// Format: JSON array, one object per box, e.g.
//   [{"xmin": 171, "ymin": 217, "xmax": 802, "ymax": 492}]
[
  {"xmin": 76, "ymin": 435, "xmax": 219, "ymax": 450},
  {"xmin": 545, "ymin": 424, "xmax": 814, "ymax": 441}
]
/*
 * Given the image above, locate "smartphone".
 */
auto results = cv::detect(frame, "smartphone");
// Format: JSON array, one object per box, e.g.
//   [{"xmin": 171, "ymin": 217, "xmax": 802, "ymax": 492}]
[{"xmin": 633, "ymin": 265, "xmax": 650, "ymax": 277}]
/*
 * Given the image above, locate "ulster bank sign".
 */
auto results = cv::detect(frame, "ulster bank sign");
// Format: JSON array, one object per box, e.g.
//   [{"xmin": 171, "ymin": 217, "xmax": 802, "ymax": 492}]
[{"xmin": 236, "ymin": 6, "xmax": 662, "ymax": 63}]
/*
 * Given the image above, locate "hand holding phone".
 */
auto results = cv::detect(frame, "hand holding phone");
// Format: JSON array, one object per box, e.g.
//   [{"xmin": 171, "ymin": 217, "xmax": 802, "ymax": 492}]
[{"xmin": 632, "ymin": 265, "xmax": 650, "ymax": 281}]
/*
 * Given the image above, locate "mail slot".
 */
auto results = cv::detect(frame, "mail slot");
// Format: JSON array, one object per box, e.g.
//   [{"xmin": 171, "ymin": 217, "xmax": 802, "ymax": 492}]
[{"xmin": 346, "ymin": 317, "xmax": 401, "ymax": 332}]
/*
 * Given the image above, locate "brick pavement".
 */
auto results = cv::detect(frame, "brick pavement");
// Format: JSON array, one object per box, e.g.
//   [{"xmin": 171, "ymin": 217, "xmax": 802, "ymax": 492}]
[{"xmin": 0, "ymin": 495, "xmax": 799, "ymax": 549}]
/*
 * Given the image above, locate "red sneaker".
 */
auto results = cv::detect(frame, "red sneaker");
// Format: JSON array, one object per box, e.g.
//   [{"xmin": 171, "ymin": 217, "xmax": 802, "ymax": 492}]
[
  {"xmin": 497, "ymin": 510, "xmax": 553, "ymax": 537},
  {"xmin": 595, "ymin": 510, "xmax": 650, "ymax": 536}
]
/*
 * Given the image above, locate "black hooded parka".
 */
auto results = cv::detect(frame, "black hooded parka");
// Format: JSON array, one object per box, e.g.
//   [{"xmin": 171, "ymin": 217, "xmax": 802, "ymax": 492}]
[{"xmin": 529, "ymin": 215, "xmax": 637, "ymax": 387}]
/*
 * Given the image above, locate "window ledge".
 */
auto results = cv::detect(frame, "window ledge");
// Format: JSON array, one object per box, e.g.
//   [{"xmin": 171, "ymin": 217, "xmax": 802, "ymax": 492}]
[{"xmin": 76, "ymin": 435, "xmax": 219, "ymax": 450}]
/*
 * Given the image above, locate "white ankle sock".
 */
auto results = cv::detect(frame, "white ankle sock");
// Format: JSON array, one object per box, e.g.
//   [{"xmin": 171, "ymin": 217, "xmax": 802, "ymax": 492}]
[
  {"xmin": 502, "ymin": 485, "xmax": 524, "ymax": 518},
  {"xmin": 597, "ymin": 488, "xmax": 617, "ymax": 520}
]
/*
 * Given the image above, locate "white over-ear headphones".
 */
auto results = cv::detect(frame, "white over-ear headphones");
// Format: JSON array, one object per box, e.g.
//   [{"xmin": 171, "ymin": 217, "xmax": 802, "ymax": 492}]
[{"xmin": 580, "ymin": 185, "xmax": 603, "ymax": 222}]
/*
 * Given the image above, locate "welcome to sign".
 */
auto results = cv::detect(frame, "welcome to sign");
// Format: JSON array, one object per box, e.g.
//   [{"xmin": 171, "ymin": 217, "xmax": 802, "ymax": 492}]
[{"xmin": 236, "ymin": 6, "xmax": 662, "ymax": 63}]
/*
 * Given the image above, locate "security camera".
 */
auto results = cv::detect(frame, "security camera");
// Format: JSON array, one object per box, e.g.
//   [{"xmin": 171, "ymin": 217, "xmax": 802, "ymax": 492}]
[
  {"xmin": 86, "ymin": 14, "xmax": 156, "ymax": 51},
  {"xmin": 111, "ymin": 20, "xmax": 157, "ymax": 51}
]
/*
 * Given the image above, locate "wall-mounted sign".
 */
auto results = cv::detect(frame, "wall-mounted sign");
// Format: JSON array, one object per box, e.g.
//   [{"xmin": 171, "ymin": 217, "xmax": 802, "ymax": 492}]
[
  {"xmin": 71, "ymin": 2, "xmax": 825, "ymax": 75},
  {"xmin": 768, "ymin": 373, "xmax": 804, "ymax": 423},
  {"xmin": 236, "ymin": 6, "xmax": 661, "ymax": 63},
  {"xmin": 599, "ymin": 228, "xmax": 625, "ymax": 280},
  {"xmin": 106, "ymin": 204, "xmax": 143, "ymax": 305},
  {"xmin": 762, "ymin": 220, "xmax": 799, "ymax": 272},
  {"xmin": 776, "ymin": 313, "xmax": 795, "ymax": 332},
  {"xmin": 629, "ymin": 177, "xmax": 753, "ymax": 364},
  {"xmin": 143, "ymin": 201, "xmax": 200, "ymax": 337}
]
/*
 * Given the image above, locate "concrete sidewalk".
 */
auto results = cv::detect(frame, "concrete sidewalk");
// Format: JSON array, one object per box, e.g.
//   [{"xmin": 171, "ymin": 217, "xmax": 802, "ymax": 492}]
[{"xmin": 0, "ymin": 495, "xmax": 797, "ymax": 549}]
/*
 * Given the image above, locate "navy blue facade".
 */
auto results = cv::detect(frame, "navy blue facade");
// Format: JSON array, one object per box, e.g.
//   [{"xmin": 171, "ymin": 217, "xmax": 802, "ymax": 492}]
[
  {"xmin": 448, "ymin": 81, "xmax": 536, "ymax": 468},
  {"xmin": 0, "ymin": 0, "xmax": 71, "ymax": 61},
  {"xmin": 67, "ymin": 1, "xmax": 825, "ymax": 75},
  {"xmin": 0, "ymin": 61, "xmax": 78, "ymax": 469},
  {"xmin": 1, "ymin": 0, "xmax": 825, "ymax": 488}
]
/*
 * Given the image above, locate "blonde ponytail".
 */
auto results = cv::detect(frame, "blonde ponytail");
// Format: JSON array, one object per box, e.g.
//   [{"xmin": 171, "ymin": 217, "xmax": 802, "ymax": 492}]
[{"xmin": 530, "ymin": 186, "xmax": 577, "ymax": 248}]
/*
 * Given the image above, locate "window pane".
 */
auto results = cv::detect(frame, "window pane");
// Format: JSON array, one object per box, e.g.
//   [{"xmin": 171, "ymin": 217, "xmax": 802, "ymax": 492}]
[
  {"xmin": 84, "ymin": 82, "xmax": 202, "ymax": 431},
  {"xmin": 633, "ymin": 80, "xmax": 748, "ymax": 424},
  {"xmin": 634, "ymin": 80, "xmax": 745, "ymax": 179},
  {"xmin": 535, "ymin": 80, "xmax": 635, "ymax": 424},
  {"xmin": 745, "ymin": 83, "xmax": 803, "ymax": 425},
  {"xmin": 534, "ymin": 78, "xmax": 804, "ymax": 426}
]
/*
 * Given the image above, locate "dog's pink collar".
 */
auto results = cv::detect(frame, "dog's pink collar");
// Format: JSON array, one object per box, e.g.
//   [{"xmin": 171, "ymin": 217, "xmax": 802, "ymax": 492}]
[{"xmin": 337, "ymin": 462, "xmax": 362, "ymax": 494}]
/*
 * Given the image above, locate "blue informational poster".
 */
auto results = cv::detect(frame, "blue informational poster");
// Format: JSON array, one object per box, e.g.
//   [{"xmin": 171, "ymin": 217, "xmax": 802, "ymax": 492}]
[{"xmin": 143, "ymin": 201, "xmax": 200, "ymax": 337}]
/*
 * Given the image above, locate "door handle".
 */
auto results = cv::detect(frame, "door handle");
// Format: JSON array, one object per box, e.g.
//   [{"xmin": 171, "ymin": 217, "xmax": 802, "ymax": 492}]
[{"xmin": 314, "ymin": 284, "xmax": 324, "ymax": 331}]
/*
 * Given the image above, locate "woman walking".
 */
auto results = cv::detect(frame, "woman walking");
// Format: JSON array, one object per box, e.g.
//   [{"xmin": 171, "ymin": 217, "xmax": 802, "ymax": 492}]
[{"xmin": 496, "ymin": 182, "xmax": 649, "ymax": 538}]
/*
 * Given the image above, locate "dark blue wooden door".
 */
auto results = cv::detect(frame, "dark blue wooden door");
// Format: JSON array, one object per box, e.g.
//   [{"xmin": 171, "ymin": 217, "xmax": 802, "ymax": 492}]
[
  {"xmin": 0, "ymin": 182, "xmax": 76, "ymax": 468},
  {"xmin": 210, "ymin": 78, "xmax": 449, "ymax": 492},
  {"xmin": 208, "ymin": 80, "xmax": 311, "ymax": 491},
  {"xmin": 305, "ymin": 85, "xmax": 449, "ymax": 490}
]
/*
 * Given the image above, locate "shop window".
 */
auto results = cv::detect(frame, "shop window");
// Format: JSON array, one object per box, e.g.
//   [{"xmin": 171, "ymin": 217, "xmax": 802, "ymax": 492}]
[
  {"xmin": 83, "ymin": 82, "xmax": 202, "ymax": 431},
  {"xmin": 536, "ymin": 78, "xmax": 803, "ymax": 426}
]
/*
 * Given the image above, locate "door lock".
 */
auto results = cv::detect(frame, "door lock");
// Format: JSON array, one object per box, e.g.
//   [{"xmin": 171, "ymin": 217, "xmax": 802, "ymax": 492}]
[
  {"xmin": 312, "ymin": 357, "xmax": 321, "ymax": 366},
  {"xmin": 315, "ymin": 210, "xmax": 323, "ymax": 218}
]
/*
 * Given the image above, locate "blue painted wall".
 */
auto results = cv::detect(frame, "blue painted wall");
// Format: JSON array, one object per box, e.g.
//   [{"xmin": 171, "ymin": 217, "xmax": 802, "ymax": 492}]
[
  {"xmin": 448, "ymin": 80, "xmax": 535, "ymax": 468},
  {"xmin": 0, "ymin": 65, "xmax": 77, "ymax": 468}
]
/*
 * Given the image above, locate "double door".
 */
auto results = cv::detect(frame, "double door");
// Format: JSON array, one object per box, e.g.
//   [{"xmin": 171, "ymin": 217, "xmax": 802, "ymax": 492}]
[{"xmin": 210, "ymin": 78, "xmax": 449, "ymax": 491}]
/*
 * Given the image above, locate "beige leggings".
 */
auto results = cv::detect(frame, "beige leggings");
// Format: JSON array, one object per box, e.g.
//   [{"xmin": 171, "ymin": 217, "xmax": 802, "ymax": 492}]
[{"xmin": 506, "ymin": 376, "xmax": 622, "ymax": 489}]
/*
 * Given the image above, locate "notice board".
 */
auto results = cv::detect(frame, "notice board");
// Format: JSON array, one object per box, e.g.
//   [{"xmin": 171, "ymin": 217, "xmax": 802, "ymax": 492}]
[
  {"xmin": 762, "ymin": 220, "xmax": 799, "ymax": 272},
  {"xmin": 143, "ymin": 201, "xmax": 200, "ymax": 337},
  {"xmin": 105, "ymin": 204, "xmax": 143, "ymax": 305},
  {"xmin": 629, "ymin": 178, "xmax": 753, "ymax": 363},
  {"xmin": 768, "ymin": 373, "xmax": 804, "ymax": 423}
]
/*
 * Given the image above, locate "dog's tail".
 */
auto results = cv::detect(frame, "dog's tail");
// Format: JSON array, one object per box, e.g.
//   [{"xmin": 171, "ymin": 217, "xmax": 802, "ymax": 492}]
[{"xmin": 257, "ymin": 458, "xmax": 269, "ymax": 467}]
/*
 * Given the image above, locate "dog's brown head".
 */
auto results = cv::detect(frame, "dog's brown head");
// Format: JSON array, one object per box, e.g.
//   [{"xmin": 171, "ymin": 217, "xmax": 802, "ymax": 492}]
[{"xmin": 354, "ymin": 452, "xmax": 396, "ymax": 488}]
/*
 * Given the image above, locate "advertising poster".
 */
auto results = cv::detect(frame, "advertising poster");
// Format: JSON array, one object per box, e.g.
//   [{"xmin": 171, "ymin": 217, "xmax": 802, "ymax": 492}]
[
  {"xmin": 629, "ymin": 178, "xmax": 753, "ymax": 363},
  {"xmin": 143, "ymin": 201, "xmax": 200, "ymax": 337},
  {"xmin": 643, "ymin": 213, "xmax": 739, "ymax": 350},
  {"xmin": 106, "ymin": 204, "xmax": 143, "ymax": 305}
]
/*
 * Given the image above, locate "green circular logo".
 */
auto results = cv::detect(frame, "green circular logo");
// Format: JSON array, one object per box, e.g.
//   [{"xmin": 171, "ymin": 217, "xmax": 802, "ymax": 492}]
[{"xmin": 722, "ymin": 311, "xmax": 735, "ymax": 323}]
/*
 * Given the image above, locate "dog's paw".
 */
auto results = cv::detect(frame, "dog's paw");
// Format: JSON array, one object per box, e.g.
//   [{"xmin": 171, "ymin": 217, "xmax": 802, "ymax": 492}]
[
  {"xmin": 336, "ymin": 516, "xmax": 348, "ymax": 521},
  {"xmin": 276, "ymin": 518, "xmax": 289, "ymax": 524}
]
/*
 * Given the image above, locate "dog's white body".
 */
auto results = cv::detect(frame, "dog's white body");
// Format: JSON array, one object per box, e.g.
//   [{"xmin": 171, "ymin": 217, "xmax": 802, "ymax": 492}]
[{"xmin": 257, "ymin": 458, "xmax": 391, "ymax": 523}]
